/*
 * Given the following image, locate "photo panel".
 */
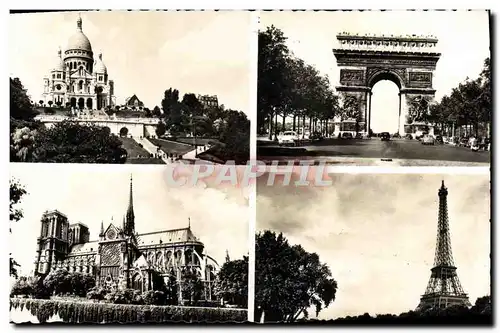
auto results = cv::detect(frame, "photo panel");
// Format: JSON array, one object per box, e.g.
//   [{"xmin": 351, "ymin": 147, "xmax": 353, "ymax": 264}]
[
  {"xmin": 257, "ymin": 10, "xmax": 491, "ymax": 166},
  {"xmin": 9, "ymin": 164, "xmax": 250, "ymax": 323},
  {"xmin": 10, "ymin": 10, "xmax": 251, "ymax": 165},
  {"xmin": 255, "ymin": 170, "xmax": 491, "ymax": 324}
]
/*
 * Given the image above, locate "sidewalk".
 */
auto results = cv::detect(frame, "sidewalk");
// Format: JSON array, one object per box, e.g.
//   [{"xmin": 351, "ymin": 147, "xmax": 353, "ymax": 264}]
[{"xmin": 134, "ymin": 137, "xmax": 179, "ymax": 165}]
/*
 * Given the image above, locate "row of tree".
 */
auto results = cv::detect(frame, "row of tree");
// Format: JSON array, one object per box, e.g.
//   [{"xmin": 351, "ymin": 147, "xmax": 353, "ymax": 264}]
[
  {"xmin": 428, "ymin": 58, "xmax": 491, "ymax": 138},
  {"xmin": 297, "ymin": 296, "xmax": 491, "ymax": 325},
  {"xmin": 258, "ymin": 25, "xmax": 340, "ymax": 139}
]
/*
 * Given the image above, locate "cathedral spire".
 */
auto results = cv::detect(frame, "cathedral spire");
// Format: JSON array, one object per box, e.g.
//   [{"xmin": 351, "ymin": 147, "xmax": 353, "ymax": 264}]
[
  {"xmin": 99, "ymin": 220, "xmax": 104, "ymax": 237},
  {"xmin": 225, "ymin": 249, "xmax": 230, "ymax": 263},
  {"xmin": 125, "ymin": 174, "xmax": 135, "ymax": 235}
]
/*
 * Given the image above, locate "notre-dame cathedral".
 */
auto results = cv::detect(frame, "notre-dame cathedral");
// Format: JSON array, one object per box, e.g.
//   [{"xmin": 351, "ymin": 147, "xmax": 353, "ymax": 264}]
[{"xmin": 33, "ymin": 176, "xmax": 218, "ymax": 299}]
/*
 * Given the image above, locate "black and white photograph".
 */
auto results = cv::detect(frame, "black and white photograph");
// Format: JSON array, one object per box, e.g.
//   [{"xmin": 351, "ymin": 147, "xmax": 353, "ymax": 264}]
[
  {"xmin": 255, "ymin": 172, "xmax": 491, "ymax": 324},
  {"xmin": 10, "ymin": 10, "xmax": 251, "ymax": 165},
  {"xmin": 9, "ymin": 165, "xmax": 249, "ymax": 323},
  {"xmin": 257, "ymin": 10, "xmax": 491, "ymax": 166}
]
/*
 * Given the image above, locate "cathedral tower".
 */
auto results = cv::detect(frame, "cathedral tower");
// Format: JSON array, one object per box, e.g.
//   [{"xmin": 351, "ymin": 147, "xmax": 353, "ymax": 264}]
[{"xmin": 33, "ymin": 210, "xmax": 70, "ymax": 275}]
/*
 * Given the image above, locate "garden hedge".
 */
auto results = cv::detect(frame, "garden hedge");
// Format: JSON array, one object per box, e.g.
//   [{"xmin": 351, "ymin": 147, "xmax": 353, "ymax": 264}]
[{"xmin": 10, "ymin": 298, "xmax": 247, "ymax": 324}]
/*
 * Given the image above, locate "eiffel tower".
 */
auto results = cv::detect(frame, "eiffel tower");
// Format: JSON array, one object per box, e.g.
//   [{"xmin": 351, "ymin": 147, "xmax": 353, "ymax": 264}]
[{"xmin": 417, "ymin": 181, "xmax": 471, "ymax": 310}]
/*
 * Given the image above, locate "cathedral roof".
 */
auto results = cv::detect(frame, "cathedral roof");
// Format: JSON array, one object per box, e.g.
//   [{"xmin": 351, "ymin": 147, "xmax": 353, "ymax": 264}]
[
  {"xmin": 137, "ymin": 227, "xmax": 199, "ymax": 246},
  {"xmin": 94, "ymin": 53, "xmax": 107, "ymax": 74},
  {"xmin": 69, "ymin": 240, "xmax": 98, "ymax": 255},
  {"xmin": 66, "ymin": 16, "xmax": 92, "ymax": 52}
]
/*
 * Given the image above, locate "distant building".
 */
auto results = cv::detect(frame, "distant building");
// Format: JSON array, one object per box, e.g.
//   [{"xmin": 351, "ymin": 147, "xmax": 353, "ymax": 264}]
[
  {"xmin": 197, "ymin": 95, "xmax": 218, "ymax": 109},
  {"xmin": 124, "ymin": 94, "xmax": 144, "ymax": 109}
]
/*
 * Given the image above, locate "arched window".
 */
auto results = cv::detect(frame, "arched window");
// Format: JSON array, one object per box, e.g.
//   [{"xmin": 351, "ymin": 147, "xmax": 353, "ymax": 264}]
[{"xmin": 78, "ymin": 81, "xmax": 83, "ymax": 91}]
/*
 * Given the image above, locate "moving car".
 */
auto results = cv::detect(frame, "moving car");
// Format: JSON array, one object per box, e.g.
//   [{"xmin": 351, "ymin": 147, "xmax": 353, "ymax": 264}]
[
  {"xmin": 421, "ymin": 134, "xmax": 435, "ymax": 145},
  {"xmin": 341, "ymin": 132, "xmax": 354, "ymax": 139},
  {"xmin": 380, "ymin": 132, "xmax": 391, "ymax": 141},
  {"xmin": 278, "ymin": 131, "xmax": 299, "ymax": 146},
  {"xmin": 310, "ymin": 131, "xmax": 324, "ymax": 142}
]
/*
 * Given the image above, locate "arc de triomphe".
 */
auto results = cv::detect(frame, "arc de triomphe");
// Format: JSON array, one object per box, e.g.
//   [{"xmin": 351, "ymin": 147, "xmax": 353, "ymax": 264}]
[{"xmin": 333, "ymin": 33, "xmax": 441, "ymax": 136}]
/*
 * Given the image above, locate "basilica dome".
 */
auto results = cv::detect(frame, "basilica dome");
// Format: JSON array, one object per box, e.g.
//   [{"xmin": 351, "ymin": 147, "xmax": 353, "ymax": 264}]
[{"xmin": 66, "ymin": 17, "xmax": 92, "ymax": 52}]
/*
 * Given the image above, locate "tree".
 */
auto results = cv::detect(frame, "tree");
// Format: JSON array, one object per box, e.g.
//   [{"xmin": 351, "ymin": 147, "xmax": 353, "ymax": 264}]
[
  {"xmin": 10, "ymin": 178, "xmax": 27, "ymax": 279},
  {"xmin": 152, "ymin": 105, "xmax": 162, "ymax": 117},
  {"xmin": 11, "ymin": 126, "xmax": 38, "ymax": 162},
  {"xmin": 156, "ymin": 121, "xmax": 167, "ymax": 137},
  {"xmin": 255, "ymin": 231, "xmax": 338, "ymax": 323},
  {"xmin": 43, "ymin": 269, "xmax": 72, "ymax": 295},
  {"xmin": 214, "ymin": 256, "xmax": 248, "ymax": 308},
  {"xmin": 48, "ymin": 100, "xmax": 53, "ymax": 107},
  {"xmin": 10, "ymin": 77, "xmax": 37, "ymax": 121},
  {"xmin": 32, "ymin": 121, "xmax": 127, "ymax": 163},
  {"xmin": 181, "ymin": 93, "xmax": 203, "ymax": 118},
  {"xmin": 181, "ymin": 269, "xmax": 204, "ymax": 305},
  {"xmin": 258, "ymin": 25, "xmax": 292, "ymax": 138},
  {"xmin": 218, "ymin": 110, "xmax": 250, "ymax": 164}
]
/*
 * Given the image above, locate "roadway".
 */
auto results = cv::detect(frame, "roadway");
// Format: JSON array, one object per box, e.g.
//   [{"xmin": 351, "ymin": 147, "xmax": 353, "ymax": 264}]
[{"xmin": 257, "ymin": 137, "xmax": 490, "ymax": 166}]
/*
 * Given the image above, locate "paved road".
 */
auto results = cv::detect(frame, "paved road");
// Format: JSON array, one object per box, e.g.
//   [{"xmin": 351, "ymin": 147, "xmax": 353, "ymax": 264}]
[{"xmin": 257, "ymin": 138, "xmax": 490, "ymax": 164}]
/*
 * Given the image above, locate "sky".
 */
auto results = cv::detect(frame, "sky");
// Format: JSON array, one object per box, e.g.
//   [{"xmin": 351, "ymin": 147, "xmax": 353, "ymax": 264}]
[
  {"xmin": 9, "ymin": 11, "xmax": 252, "ymax": 114},
  {"xmin": 257, "ymin": 172, "xmax": 491, "ymax": 319},
  {"xmin": 9, "ymin": 164, "xmax": 249, "ymax": 277},
  {"xmin": 260, "ymin": 10, "xmax": 490, "ymax": 133}
]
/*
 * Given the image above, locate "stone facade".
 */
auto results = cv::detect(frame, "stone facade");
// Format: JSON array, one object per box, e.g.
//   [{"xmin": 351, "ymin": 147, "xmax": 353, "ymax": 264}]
[
  {"xmin": 33, "ymin": 177, "xmax": 218, "ymax": 299},
  {"xmin": 333, "ymin": 33, "xmax": 441, "ymax": 135},
  {"xmin": 198, "ymin": 95, "xmax": 219, "ymax": 109},
  {"xmin": 42, "ymin": 16, "xmax": 115, "ymax": 110}
]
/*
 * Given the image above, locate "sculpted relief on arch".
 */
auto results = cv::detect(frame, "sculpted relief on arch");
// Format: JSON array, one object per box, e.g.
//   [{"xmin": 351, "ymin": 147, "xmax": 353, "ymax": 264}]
[{"xmin": 406, "ymin": 95, "xmax": 431, "ymax": 124}]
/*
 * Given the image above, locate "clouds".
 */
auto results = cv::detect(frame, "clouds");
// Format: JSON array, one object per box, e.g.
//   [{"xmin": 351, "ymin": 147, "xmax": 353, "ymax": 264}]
[
  {"xmin": 9, "ymin": 164, "xmax": 249, "ymax": 277},
  {"xmin": 9, "ymin": 11, "xmax": 251, "ymax": 113},
  {"xmin": 257, "ymin": 173, "xmax": 490, "ymax": 319}
]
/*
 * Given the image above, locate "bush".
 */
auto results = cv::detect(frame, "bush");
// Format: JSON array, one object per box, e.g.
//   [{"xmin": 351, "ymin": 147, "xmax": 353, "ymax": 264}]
[
  {"xmin": 142, "ymin": 290, "xmax": 166, "ymax": 305},
  {"xmin": 10, "ymin": 298, "xmax": 248, "ymax": 323},
  {"xmin": 86, "ymin": 286, "xmax": 107, "ymax": 301},
  {"xmin": 105, "ymin": 288, "xmax": 143, "ymax": 305}
]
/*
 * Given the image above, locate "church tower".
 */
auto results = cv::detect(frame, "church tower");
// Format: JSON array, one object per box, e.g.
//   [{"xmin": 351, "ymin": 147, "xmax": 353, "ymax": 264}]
[
  {"xmin": 33, "ymin": 210, "xmax": 70, "ymax": 275},
  {"xmin": 124, "ymin": 175, "xmax": 135, "ymax": 236}
]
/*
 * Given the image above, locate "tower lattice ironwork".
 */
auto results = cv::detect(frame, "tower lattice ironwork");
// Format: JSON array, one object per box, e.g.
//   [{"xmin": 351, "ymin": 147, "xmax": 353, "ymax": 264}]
[{"xmin": 417, "ymin": 181, "xmax": 471, "ymax": 310}]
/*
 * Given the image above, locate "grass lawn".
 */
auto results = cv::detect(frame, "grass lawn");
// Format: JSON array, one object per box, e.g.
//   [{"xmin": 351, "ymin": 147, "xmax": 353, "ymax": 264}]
[{"xmin": 149, "ymin": 138, "xmax": 194, "ymax": 155}]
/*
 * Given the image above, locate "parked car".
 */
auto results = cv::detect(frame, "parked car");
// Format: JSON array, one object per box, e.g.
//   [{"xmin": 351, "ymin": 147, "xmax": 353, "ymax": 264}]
[
  {"xmin": 380, "ymin": 132, "xmax": 391, "ymax": 141},
  {"xmin": 310, "ymin": 131, "xmax": 324, "ymax": 142},
  {"xmin": 435, "ymin": 135, "xmax": 443, "ymax": 144},
  {"xmin": 405, "ymin": 134, "xmax": 413, "ymax": 140},
  {"xmin": 421, "ymin": 135, "xmax": 435, "ymax": 145},
  {"xmin": 278, "ymin": 131, "xmax": 299, "ymax": 146},
  {"xmin": 341, "ymin": 132, "xmax": 354, "ymax": 139},
  {"xmin": 392, "ymin": 133, "xmax": 401, "ymax": 139}
]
